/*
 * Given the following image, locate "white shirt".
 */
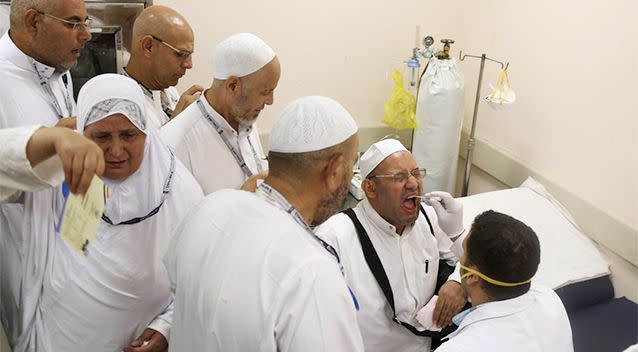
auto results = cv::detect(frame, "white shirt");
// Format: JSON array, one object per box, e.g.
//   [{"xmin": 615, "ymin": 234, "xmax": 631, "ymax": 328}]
[
  {"xmin": 0, "ymin": 125, "xmax": 64, "ymax": 202},
  {"xmin": 436, "ymin": 285, "xmax": 574, "ymax": 352},
  {"xmin": 0, "ymin": 31, "xmax": 74, "ymax": 351},
  {"xmin": 315, "ymin": 199, "xmax": 461, "ymax": 352},
  {"xmin": 0, "ymin": 31, "xmax": 75, "ymax": 128},
  {"xmin": 120, "ymin": 68, "xmax": 179, "ymax": 130},
  {"xmin": 0, "ymin": 125, "xmax": 204, "ymax": 352},
  {"xmin": 160, "ymin": 95, "xmax": 267, "ymax": 194},
  {"xmin": 164, "ymin": 188, "xmax": 365, "ymax": 352}
]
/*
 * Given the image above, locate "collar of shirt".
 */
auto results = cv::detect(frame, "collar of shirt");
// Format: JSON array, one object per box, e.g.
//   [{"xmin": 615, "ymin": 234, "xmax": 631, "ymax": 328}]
[
  {"xmin": 1, "ymin": 31, "xmax": 60, "ymax": 79},
  {"xmin": 197, "ymin": 95, "xmax": 254, "ymax": 138},
  {"xmin": 449, "ymin": 287, "xmax": 535, "ymax": 338},
  {"xmin": 358, "ymin": 198, "xmax": 415, "ymax": 239}
]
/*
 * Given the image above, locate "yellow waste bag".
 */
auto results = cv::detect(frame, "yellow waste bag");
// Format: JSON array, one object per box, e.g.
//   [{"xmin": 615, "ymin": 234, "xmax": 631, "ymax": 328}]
[{"xmin": 382, "ymin": 70, "xmax": 417, "ymax": 130}]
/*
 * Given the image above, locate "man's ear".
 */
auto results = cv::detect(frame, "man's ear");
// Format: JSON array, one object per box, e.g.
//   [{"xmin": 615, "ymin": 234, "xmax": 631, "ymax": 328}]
[
  {"xmin": 141, "ymin": 35, "xmax": 154, "ymax": 58},
  {"xmin": 362, "ymin": 178, "xmax": 376, "ymax": 199},
  {"xmin": 23, "ymin": 9, "xmax": 41, "ymax": 36},
  {"xmin": 321, "ymin": 153, "xmax": 346, "ymax": 194},
  {"xmin": 224, "ymin": 76, "xmax": 241, "ymax": 96}
]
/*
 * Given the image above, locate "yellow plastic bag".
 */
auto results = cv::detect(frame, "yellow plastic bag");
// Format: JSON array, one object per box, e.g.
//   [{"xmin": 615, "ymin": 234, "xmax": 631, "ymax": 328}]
[
  {"xmin": 382, "ymin": 70, "xmax": 417, "ymax": 130},
  {"xmin": 484, "ymin": 67, "xmax": 516, "ymax": 110}
]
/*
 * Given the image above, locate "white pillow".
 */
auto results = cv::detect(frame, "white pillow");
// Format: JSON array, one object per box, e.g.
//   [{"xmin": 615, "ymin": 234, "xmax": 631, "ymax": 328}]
[{"xmin": 459, "ymin": 177, "xmax": 610, "ymax": 289}]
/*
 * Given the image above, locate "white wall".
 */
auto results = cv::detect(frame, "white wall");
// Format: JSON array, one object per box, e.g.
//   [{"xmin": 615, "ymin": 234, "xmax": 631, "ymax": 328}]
[
  {"xmin": 451, "ymin": 0, "xmax": 638, "ymax": 236},
  {"xmin": 154, "ymin": 0, "xmax": 465, "ymax": 128},
  {"xmin": 156, "ymin": 0, "xmax": 637, "ymax": 242}
]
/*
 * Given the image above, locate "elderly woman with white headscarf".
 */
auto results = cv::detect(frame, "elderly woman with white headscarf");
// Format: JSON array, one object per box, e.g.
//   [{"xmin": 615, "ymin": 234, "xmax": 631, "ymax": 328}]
[{"xmin": 37, "ymin": 74, "xmax": 203, "ymax": 352}]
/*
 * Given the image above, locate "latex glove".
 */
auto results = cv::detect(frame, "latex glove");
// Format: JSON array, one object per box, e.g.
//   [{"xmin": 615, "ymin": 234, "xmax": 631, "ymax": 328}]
[
  {"xmin": 123, "ymin": 328, "xmax": 168, "ymax": 352},
  {"xmin": 426, "ymin": 191, "xmax": 464, "ymax": 237},
  {"xmin": 433, "ymin": 281, "xmax": 467, "ymax": 327}
]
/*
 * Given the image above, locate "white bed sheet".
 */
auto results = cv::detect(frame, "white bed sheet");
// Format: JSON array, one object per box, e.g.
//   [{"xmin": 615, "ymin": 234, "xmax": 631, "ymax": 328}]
[{"xmin": 459, "ymin": 178, "xmax": 610, "ymax": 289}]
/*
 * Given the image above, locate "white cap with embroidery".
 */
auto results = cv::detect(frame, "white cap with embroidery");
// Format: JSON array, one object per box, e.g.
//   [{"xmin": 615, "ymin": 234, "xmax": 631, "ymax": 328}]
[
  {"xmin": 213, "ymin": 33, "xmax": 276, "ymax": 79},
  {"xmin": 359, "ymin": 139, "xmax": 408, "ymax": 177},
  {"xmin": 268, "ymin": 96, "xmax": 358, "ymax": 153}
]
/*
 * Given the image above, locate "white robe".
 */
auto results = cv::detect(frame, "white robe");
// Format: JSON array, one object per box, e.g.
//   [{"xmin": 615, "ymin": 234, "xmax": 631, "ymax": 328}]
[
  {"xmin": 0, "ymin": 100, "xmax": 204, "ymax": 352},
  {"xmin": 436, "ymin": 285, "xmax": 573, "ymax": 352},
  {"xmin": 119, "ymin": 68, "xmax": 179, "ymax": 130},
  {"xmin": 315, "ymin": 199, "xmax": 461, "ymax": 352},
  {"xmin": 160, "ymin": 95, "xmax": 267, "ymax": 194},
  {"xmin": 164, "ymin": 189, "xmax": 365, "ymax": 352},
  {"xmin": 0, "ymin": 31, "xmax": 75, "ymax": 351},
  {"xmin": 141, "ymin": 86, "xmax": 179, "ymax": 131}
]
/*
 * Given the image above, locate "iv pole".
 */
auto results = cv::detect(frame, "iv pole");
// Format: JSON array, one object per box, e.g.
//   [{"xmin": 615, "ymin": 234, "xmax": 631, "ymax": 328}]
[{"xmin": 459, "ymin": 51, "xmax": 508, "ymax": 197}]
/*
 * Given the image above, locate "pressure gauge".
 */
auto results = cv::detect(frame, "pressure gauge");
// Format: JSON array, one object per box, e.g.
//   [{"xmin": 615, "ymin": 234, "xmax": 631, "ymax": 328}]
[{"xmin": 423, "ymin": 36, "xmax": 434, "ymax": 48}]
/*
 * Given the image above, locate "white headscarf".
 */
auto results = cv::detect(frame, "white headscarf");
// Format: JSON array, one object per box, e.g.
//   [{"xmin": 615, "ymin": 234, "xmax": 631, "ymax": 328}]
[{"xmin": 76, "ymin": 74, "xmax": 174, "ymax": 225}]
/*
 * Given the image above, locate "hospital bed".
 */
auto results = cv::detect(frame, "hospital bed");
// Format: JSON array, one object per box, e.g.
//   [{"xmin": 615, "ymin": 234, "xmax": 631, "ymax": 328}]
[{"xmin": 458, "ymin": 178, "xmax": 638, "ymax": 352}]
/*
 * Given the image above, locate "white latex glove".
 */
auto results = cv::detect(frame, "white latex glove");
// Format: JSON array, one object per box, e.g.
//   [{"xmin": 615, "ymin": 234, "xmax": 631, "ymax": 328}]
[{"xmin": 426, "ymin": 191, "xmax": 464, "ymax": 237}]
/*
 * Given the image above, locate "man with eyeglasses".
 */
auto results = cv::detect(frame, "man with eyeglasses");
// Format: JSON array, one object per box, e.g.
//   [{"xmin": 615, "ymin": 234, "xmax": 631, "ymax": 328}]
[
  {"xmin": 0, "ymin": 0, "xmax": 91, "ymax": 350},
  {"xmin": 160, "ymin": 33, "xmax": 279, "ymax": 194},
  {"xmin": 316, "ymin": 139, "xmax": 468, "ymax": 352},
  {"xmin": 123, "ymin": 5, "xmax": 203, "ymax": 130},
  {"xmin": 0, "ymin": 0, "xmax": 90, "ymax": 129}
]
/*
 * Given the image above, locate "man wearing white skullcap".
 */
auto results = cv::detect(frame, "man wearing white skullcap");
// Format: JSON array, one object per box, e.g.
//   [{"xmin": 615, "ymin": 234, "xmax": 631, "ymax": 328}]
[
  {"xmin": 160, "ymin": 33, "xmax": 280, "ymax": 194},
  {"xmin": 315, "ymin": 139, "xmax": 469, "ymax": 352},
  {"xmin": 165, "ymin": 96, "xmax": 365, "ymax": 352}
]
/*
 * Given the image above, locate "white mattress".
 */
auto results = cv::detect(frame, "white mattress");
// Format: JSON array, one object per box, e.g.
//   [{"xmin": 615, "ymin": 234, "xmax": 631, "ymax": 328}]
[{"xmin": 459, "ymin": 178, "xmax": 610, "ymax": 289}]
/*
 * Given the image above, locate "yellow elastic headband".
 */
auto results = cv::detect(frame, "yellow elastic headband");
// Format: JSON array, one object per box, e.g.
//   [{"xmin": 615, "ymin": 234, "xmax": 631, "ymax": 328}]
[{"xmin": 460, "ymin": 265, "xmax": 533, "ymax": 287}]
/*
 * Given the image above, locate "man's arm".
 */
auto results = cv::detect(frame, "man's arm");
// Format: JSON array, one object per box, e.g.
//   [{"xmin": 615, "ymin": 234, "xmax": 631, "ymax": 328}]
[
  {"xmin": 171, "ymin": 85, "xmax": 204, "ymax": 118},
  {"xmin": 0, "ymin": 125, "xmax": 104, "ymax": 201},
  {"xmin": 123, "ymin": 300, "xmax": 172, "ymax": 352}
]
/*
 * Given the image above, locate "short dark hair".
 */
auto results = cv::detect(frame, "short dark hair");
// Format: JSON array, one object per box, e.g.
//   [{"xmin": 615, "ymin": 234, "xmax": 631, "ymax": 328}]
[
  {"xmin": 465, "ymin": 210, "xmax": 541, "ymax": 300},
  {"xmin": 267, "ymin": 136, "xmax": 354, "ymax": 183}
]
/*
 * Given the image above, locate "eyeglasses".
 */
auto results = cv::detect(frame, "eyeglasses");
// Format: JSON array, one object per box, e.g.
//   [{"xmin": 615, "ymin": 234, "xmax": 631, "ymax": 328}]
[
  {"xmin": 37, "ymin": 11, "xmax": 91, "ymax": 32},
  {"xmin": 368, "ymin": 168, "xmax": 426, "ymax": 182},
  {"xmin": 150, "ymin": 35, "xmax": 193, "ymax": 59}
]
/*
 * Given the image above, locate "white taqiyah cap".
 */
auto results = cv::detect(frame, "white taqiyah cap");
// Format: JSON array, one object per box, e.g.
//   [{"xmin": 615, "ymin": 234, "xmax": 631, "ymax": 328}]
[
  {"xmin": 213, "ymin": 33, "xmax": 276, "ymax": 79},
  {"xmin": 268, "ymin": 96, "xmax": 358, "ymax": 153},
  {"xmin": 360, "ymin": 139, "xmax": 408, "ymax": 177}
]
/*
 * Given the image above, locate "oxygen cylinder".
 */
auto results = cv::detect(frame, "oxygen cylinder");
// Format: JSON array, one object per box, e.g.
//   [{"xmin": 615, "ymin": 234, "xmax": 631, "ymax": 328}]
[{"xmin": 412, "ymin": 57, "xmax": 464, "ymax": 194}]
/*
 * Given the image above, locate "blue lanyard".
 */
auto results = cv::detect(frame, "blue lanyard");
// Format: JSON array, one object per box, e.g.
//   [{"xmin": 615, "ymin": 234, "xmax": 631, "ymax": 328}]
[
  {"xmin": 257, "ymin": 182, "xmax": 359, "ymax": 310},
  {"xmin": 197, "ymin": 97, "xmax": 263, "ymax": 178}
]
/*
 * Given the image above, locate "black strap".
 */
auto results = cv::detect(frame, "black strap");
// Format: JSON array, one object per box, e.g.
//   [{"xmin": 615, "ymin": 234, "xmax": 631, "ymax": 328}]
[{"xmin": 342, "ymin": 208, "xmax": 458, "ymax": 338}]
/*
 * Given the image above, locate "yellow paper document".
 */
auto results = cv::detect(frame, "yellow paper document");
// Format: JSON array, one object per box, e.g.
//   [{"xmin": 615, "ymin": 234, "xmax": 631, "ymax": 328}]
[{"xmin": 59, "ymin": 176, "xmax": 106, "ymax": 256}]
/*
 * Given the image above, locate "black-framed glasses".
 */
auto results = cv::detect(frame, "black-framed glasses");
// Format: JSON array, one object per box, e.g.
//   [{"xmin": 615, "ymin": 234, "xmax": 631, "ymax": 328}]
[
  {"xmin": 150, "ymin": 35, "xmax": 193, "ymax": 59},
  {"xmin": 37, "ymin": 11, "xmax": 91, "ymax": 32},
  {"xmin": 368, "ymin": 168, "xmax": 427, "ymax": 182}
]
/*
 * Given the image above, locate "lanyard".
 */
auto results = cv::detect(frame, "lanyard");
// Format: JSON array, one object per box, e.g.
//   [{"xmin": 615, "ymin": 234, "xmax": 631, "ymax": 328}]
[
  {"xmin": 121, "ymin": 68, "xmax": 173, "ymax": 118},
  {"xmin": 31, "ymin": 59, "xmax": 73, "ymax": 117},
  {"xmin": 257, "ymin": 182, "xmax": 359, "ymax": 310},
  {"xmin": 257, "ymin": 182, "xmax": 343, "ymax": 272},
  {"xmin": 102, "ymin": 150, "xmax": 176, "ymax": 226},
  {"xmin": 197, "ymin": 98, "xmax": 264, "ymax": 178}
]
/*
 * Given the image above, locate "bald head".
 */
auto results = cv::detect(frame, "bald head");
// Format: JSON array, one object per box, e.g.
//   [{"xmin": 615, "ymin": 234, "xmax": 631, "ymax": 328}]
[
  {"xmin": 10, "ymin": 0, "xmax": 58, "ymax": 27},
  {"xmin": 127, "ymin": 5, "xmax": 194, "ymax": 90},
  {"xmin": 132, "ymin": 5, "xmax": 192, "ymax": 44}
]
